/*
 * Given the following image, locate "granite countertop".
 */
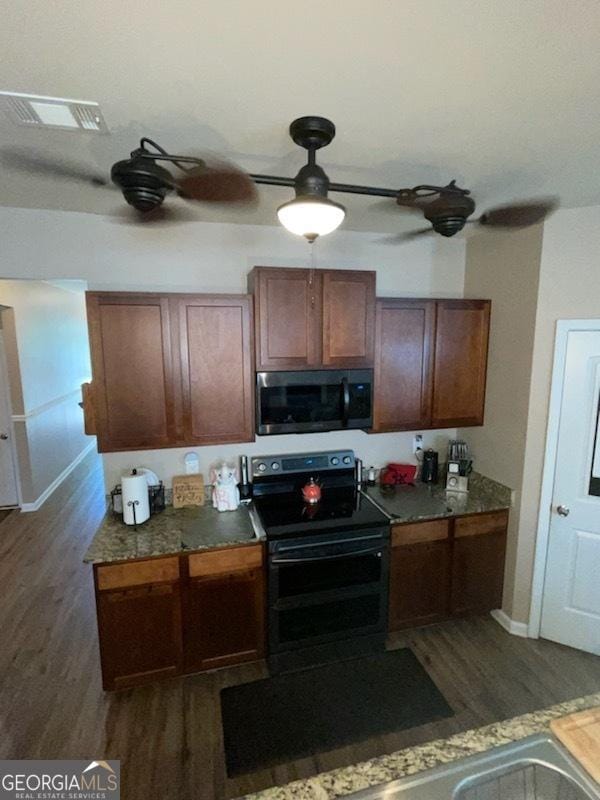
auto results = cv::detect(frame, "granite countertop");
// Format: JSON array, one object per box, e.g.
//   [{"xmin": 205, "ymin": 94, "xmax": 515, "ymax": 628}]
[
  {"xmin": 83, "ymin": 502, "xmax": 257, "ymax": 564},
  {"xmin": 242, "ymin": 692, "xmax": 600, "ymax": 800},
  {"xmin": 364, "ymin": 472, "xmax": 512, "ymax": 524}
]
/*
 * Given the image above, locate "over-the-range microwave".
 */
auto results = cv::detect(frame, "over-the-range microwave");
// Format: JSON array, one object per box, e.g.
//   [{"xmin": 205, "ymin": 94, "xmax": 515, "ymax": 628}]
[{"xmin": 256, "ymin": 369, "xmax": 373, "ymax": 435}]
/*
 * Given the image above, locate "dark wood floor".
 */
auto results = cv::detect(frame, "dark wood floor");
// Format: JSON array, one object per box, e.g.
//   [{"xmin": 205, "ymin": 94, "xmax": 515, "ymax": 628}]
[{"xmin": 1, "ymin": 452, "xmax": 599, "ymax": 800}]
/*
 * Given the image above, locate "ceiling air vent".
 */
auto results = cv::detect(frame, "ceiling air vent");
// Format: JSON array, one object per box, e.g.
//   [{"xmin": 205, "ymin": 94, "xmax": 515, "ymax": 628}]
[{"xmin": 0, "ymin": 92, "xmax": 108, "ymax": 133}]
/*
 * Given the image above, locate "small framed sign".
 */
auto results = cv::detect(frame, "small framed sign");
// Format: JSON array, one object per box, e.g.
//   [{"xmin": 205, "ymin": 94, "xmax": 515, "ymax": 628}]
[{"xmin": 172, "ymin": 474, "xmax": 205, "ymax": 508}]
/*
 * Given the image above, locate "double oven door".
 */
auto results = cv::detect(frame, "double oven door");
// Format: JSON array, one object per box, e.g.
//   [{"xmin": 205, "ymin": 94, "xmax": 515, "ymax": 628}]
[{"xmin": 268, "ymin": 527, "xmax": 389, "ymax": 658}]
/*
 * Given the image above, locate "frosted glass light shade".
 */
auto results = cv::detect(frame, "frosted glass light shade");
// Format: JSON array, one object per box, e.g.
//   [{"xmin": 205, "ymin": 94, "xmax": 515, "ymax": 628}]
[{"xmin": 277, "ymin": 196, "xmax": 346, "ymax": 241}]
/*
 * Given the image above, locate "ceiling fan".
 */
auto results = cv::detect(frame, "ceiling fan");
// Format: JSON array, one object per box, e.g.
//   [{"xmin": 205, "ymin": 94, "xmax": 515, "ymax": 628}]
[{"xmin": 0, "ymin": 116, "xmax": 558, "ymax": 239}]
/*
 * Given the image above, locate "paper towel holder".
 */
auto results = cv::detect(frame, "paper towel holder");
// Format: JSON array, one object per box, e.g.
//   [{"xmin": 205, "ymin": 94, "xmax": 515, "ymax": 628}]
[{"xmin": 127, "ymin": 499, "xmax": 140, "ymax": 530}]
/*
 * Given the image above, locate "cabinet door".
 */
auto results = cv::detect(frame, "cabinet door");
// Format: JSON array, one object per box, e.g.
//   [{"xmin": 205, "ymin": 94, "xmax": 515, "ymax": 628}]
[
  {"xmin": 183, "ymin": 567, "xmax": 265, "ymax": 672},
  {"xmin": 450, "ymin": 511, "xmax": 508, "ymax": 615},
  {"xmin": 86, "ymin": 293, "xmax": 177, "ymax": 452},
  {"xmin": 373, "ymin": 299, "xmax": 435, "ymax": 431},
  {"xmin": 175, "ymin": 295, "xmax": 254, "ymax": 445},
  {"xmin": 322, "ymin": 270, "xmax": 376, "ymax": 367},
  {"xmin": 431, "ymin": 299, "xmax": 491, "ymax": 427},
  {"xmin": 250, "ymin": 267, "xmax": 321, "ymax": 370},
  {"xmin": 96, "ymin": 581, "xmax": 182, "ymax": 690},
  {"xmin": 388, "ymin": 521, "xmax": 450, "ymax": 630}
]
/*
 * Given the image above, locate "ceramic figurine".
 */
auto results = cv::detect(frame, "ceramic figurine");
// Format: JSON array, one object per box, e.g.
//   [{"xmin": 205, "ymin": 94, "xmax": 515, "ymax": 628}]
[{"xmin": 210, "ymin": 462, "xmax": 240, "ymax": 512}]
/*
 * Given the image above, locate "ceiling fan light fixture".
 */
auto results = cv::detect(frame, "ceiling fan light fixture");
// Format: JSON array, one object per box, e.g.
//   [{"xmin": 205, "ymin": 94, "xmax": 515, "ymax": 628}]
[{"xmin": 277, "ymin": 196, "xmax": 346, "ymax": 242}]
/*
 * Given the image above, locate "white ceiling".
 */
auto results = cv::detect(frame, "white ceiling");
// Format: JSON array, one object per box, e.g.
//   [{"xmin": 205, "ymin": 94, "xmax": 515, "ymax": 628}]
[{"xmin": 1, "ymin": 0, "xmax": 599, "ymax": 234}]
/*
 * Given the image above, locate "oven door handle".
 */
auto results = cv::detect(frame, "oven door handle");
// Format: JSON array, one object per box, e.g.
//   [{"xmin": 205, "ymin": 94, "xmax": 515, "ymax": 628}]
[
  {"xmin": 271, "ymin": 546, "xmax": 383, "ymax": 565},
  {"xmin": 340, "ymin": 376, "xmax": 350, "ymax": 428}
]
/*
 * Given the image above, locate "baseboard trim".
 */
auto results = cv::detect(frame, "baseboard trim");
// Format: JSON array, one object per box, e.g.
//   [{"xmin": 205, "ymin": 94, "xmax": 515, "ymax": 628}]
[
  {"xmin": 491, "ymin": 608, "xmax": 529, "ymax": 638},
  {"xmin": 20, "ymin": 440, "xmax": 96, "ymax": 512}
]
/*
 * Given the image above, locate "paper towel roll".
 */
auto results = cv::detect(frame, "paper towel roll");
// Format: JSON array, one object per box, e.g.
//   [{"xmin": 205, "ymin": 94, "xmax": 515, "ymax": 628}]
[{"xmin": 122, "ymin": 473, "xmax": 150, "ymax": 526}]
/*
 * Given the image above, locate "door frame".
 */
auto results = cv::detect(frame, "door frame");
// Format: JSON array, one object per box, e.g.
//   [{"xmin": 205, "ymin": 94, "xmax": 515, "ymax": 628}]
[
  {"xmin": 0, "ymin": 326, "xmax": 22, "ymax": 508},
  {"xmin": 528, "ymin": 319, "xmax": 600, "ymax": 638}
]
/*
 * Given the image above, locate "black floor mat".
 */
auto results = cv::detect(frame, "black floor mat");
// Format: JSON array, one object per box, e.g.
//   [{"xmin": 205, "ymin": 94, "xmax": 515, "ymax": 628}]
[{"xmin": 220, "ymin": 647, "xmax": 453, "ymax": 777}]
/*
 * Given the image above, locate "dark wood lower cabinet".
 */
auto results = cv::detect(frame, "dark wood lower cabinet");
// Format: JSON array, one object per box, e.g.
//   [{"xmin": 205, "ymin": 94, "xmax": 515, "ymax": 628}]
[
  {"xmin": 94, "ymin": 513, "xmax": 508, "ymax": 688},
  {"xmin": 450, "ymin": 511, "xmax": 508, "ymax": 615},
  {"xmin": 388, "ymin": 510, "xmax": 508, "ymax": 632},
  {"xmin": 389, "ymin": 541, "xmax": 450, "ymax": 629},
  {"xmin": 183, "ymin": 568, "xmax": 265, "ymax": 672},
  {"xmin": 96, "ymin": 582, "xmax": 183, "ymax": 690},
  {"xmin": 94, "ymin": 545, "xmax": 265, "ymax": 690},
  {"xmin": 388, "ymin": 520, "xmax": 451, "ymax": 630}
]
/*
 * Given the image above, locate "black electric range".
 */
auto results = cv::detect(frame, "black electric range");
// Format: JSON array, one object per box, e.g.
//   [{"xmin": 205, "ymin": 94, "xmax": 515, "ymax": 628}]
[
  {"xmin": 252, "ymin": 484, "xmax": 389, "ymax": 537},
  {"xmin": 249, "ymin": 449, "xmax": 391, "ymax": 672}
]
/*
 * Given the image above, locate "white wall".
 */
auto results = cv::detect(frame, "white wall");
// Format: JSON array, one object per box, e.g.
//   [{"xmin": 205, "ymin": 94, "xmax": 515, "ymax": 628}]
[
  {"xmin": 459, "ymin": 224, "xmax": 544, "ymax": 620},
  {"xmin": 0, "ymin": 207, "xmax": 465, "ymax": 296},
  {"xmin": 0, "ymin": 206, "xmax": 466, "ymax": 491},
  {"xmin": 0, "ymin": 280, "xmax": 93, "ymax": 504},
  {"xmin": 514, "ymin": 205, "xmax": 600, "ymax": 623}
]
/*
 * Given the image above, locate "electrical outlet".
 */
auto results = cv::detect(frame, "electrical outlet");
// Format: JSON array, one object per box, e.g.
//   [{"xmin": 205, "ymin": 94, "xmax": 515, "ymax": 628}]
[{"xmin": 413, "ymin": 434, "xmax": 423, "ymax": 454}]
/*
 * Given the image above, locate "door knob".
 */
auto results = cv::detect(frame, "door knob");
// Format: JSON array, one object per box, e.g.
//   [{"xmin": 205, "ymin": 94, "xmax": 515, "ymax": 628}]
[
  {"xmin": 0, "ymin": 433, "xmax": 8, "ymax": 440},
  {"xmin": 557, "ymin": 505, "xmax": 570, "ymax": 517}
]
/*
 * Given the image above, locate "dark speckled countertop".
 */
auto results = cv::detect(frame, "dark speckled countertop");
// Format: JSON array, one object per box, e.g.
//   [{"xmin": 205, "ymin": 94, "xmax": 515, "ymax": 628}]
[
  {"xmin": 84, "ymin": 473, "xmax": 512, "ymax": 564},
  {"xmin": 241, "ymin": 693, "xmax": 600, "ymax": 800},
  {"xmin": 363, "ymin": 472, "xmax": 512, "ymax": 524},
  {"xmin": 83, "ymin": 502, "xmax": 257, "ymax": 564}
]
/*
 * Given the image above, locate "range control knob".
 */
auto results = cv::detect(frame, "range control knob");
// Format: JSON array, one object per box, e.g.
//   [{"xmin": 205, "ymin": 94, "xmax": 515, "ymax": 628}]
[
  {"xmin": 271, "ymin": 461, "xmax": 280, "ymax": 470},
  {"xmin": 330, "ymin": 456, "xmax": 340, "ymax": 466},
  {"xmin": 342, "ymin": 455, "xmax": 352, "ymax": 464},
  {"xmin": 257, "ymin": 462, "xmax": 267, "ymax": 473}
]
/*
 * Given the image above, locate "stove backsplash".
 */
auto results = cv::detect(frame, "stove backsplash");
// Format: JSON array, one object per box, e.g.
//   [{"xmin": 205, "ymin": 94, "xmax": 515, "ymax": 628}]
[{"xmin": 101, "ymin": 429, "xmax": 457, "ymax": 493}]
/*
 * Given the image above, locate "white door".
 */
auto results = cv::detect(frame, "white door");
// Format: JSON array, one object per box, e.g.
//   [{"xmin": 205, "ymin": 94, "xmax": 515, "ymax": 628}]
[
  {"xmin": 540, "ymin": 329, "xmax": 600, "ymax": 654},
  {"xmin": 0, "ymin": 331, "xmax": 19, "ymax": 507}
]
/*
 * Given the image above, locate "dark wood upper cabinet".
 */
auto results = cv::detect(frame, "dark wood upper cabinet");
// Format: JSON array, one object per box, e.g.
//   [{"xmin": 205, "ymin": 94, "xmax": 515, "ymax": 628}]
[
  {"xmin": 249, "ymin": 267, "xmax": 321, "ymax": 370},
  {"xmin": 431, "ymin": 299, "xmax": 491, "ymax": 427},
  {"xmin": 321, "ymin": 269, "xmax": 376, "ymax": 367},
  {"xmin": 86, "ymin": 292, "xmax": 177, "ymax": 452},
  {"xmin": 373, "ymin": 299, "xmax": 435, "ymax": 432},
  {"xmin": 249, "ymin": 266, "xmax": 375, "ymax": 370},
  {"xmin": 87, "ymin": 291, "xmax": 255, "ymax": 452},
  {"xmin": 174, "ymin": 295, "xmax": 254, "ymax": 445}
]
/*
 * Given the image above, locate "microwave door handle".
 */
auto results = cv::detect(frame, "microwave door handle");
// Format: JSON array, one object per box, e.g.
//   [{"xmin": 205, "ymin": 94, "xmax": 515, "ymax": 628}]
[{"xmin": 341, "ymin": 377, "xmax": 350, "ymax": 427}]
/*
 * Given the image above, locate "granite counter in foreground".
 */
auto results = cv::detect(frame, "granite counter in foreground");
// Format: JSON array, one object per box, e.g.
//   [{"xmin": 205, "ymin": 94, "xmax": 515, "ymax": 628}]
[
  {"xmin": 241, "ymin": 692, "xmax": 600, "ymax": 800},
  {"xmin": 364, "ymin": 472, "xmax": 512, "ymax": 524},
  {"xmin": 83, "ymin": 502, "xmax": 256, "ymax": 564}
]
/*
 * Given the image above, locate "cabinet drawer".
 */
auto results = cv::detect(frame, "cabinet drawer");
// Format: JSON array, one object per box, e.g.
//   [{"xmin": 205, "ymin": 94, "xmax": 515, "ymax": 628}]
[
  {"xmin": 455, "ymin": 510, "xmax": 509, "ymax": 538},
  {"xmin": 392, "ymin": 519, "xmax": 449, "ymax": 546},
  {"xmin": 96, "ymin": 557, "xmax": 180, "ymax": 591},
  {"xmin": 188, "ymin": 545, "xmax": 262, "ymax": 577}
]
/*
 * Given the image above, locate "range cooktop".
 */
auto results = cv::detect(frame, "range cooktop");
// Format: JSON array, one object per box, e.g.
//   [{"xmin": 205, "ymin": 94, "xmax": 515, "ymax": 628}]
[{"xmin": 252, "ymin": 486, "xmax": 390, "ymax": 538}]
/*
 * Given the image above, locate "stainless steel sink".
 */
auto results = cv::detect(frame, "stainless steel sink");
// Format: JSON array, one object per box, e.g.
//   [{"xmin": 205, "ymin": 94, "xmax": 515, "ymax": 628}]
[{"xmin": 348, "ymin": 735, "xmax": 600, "ymax": 800}]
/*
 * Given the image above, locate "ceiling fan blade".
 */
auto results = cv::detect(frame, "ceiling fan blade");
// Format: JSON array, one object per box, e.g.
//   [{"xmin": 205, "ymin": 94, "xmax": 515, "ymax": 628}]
[
  {"xmin": 176, "ymin": 162, "xmax": 257, "ymax": 204},
  {"xmin": 376, "ymin": 227, "xmax": 433, "ymax": 244},
  {"xmin": 0, "ymin": 146, "xmax": 110, "ymax": 186},
  {"xmin": 108, "ymin": 204, "xmax": 199, "ymax": 226},
  {"xmin": 479, "ymin": 198, "xmax": 558, "ymax": 228}
]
